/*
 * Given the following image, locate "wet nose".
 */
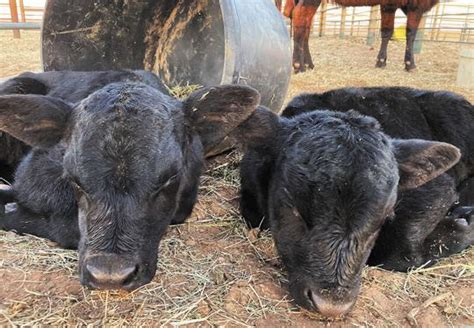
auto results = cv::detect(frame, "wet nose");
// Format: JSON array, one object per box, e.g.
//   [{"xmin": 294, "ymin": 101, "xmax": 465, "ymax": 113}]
[
  {"xmin": 310, "ymin": 291, "xmax": 354, "ymax": 317},
  {"xmin": 83, "ymin": 255, "xmax": 139, "ymax": 290}
]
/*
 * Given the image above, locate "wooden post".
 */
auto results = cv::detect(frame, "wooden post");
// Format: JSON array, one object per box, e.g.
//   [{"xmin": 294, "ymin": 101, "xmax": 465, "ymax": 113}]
[
  {"xmin": 18, "ymin": 0, "xmax": 26, "ymax": 23},
  {"xmin": 413, "ymin": 14, "xmax": 427, "ymax": 54},
  {"xmin": 319, "ymin": 0, "xmax": 327, "ymax": 37},
  {"xmin": 430, "ymin": 3, "xmax": 440, "ymax": 41},
  {"xmin": 339, "ymin": 7, "xmax": 347, "ymax": 39},
  {"xmin": 9, "ymin": 0, "xmax": 20, "ymax": 39},
  {"xmin": 460, "ymin": 4, "xmax": 471, "ymax": 42},
  {"xmin": 349, "ymin": 7, "xmax": 356, "ymax": 37},
  {"xmin": 435, "ymin": 2, "xmax": 445, "ymax": 41},
  {"xmin": 367, "ymin": 5, "xmax": 379, "ymax": 46}
]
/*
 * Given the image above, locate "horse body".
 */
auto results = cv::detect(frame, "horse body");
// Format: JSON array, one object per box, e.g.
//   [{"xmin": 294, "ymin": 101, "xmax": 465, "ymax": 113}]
[{"xmin": 280, "ymin": 0, "xmax": 438, "ymax": 72}]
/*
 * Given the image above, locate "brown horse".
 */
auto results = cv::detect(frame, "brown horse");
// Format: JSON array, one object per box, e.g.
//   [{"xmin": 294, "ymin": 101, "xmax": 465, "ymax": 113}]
[{"xmin": 281, "ymin": 0, "xmax": 438, "ymax": 73}]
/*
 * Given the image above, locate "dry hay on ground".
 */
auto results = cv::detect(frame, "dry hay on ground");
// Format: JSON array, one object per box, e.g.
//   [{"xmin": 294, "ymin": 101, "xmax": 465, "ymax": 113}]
[
  {"xmin": 0, "ymin": 31, "xmax": 42, "ymax": 78},
  {"xmin": 0, "ymin": 30, "xmax": 473, "ymax": 326},
  {"xmin": 1, "ymin": 153, "xmax": 472, "ymax": 327},
  {"xmin": 287, "ymin": 36, "xmax": 474, "ymax": 104}
]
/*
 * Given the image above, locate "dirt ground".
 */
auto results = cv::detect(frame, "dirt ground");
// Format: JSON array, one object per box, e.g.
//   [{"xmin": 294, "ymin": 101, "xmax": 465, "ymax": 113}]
[{"xmin": 0, "ymin": 30, "xmax": 473, "ymax": 327}]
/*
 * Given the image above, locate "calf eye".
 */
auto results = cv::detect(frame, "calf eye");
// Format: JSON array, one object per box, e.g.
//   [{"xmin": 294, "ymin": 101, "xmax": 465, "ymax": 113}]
[
  {"xmin": 68, "ymin": 177, "xmax": 87, "ymax": 197},
  {"xmin": 152, "ymin": 174, "xmax": 180, "ymax": 198}
]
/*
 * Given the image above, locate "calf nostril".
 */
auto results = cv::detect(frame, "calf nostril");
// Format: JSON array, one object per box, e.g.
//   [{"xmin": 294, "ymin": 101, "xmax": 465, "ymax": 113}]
[
  {"xmin": 308, "ymin": 290, "xmax": 354, "ymax": 317},
  {"xmin": 86, "ymin": 263, "xmax": 139, "ymax": 287},
  {"xmin": 122, "ymin": 265, "xmax": 139, "ymax": 286}
]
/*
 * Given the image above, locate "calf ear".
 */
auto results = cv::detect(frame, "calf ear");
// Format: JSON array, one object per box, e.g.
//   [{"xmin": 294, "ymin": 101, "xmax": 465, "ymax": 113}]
[
  {"xmin": 204, "ymin": 106, "xmax": 280, "ymax": 157},
  {"xmin": 392, "ymin": 139, "xmax": 461, "ymax": 191},
  {"xmin": 184, "ymin": 85, "xmax": 260, "ymax": 153},
  {"xmin": 0, "ymin": 95, "xmax": 72, "ymax": 148},
  {"xmin": 234, "ymin": 105, "xmax": 281, "ymax": 150}
]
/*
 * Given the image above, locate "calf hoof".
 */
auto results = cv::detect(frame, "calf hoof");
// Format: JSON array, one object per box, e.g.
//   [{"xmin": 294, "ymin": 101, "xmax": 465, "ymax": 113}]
[
  {"xmin": 0, "ymin": 184, "xmax": 15, "ymax": 216},
  {"xmin": 440, "ymin": 207, "xmax": 474, "ymax": 251},
  {"xmin": 448, "ymin": 206, "xmax": 473, "ymax": 229},
  {"xmin": 170, "ymin": 215, "xmax": 187, "ymax": 225},
  {"xmin": 375, "ymin": 59, "xmax": 386, "ymax": 68}
]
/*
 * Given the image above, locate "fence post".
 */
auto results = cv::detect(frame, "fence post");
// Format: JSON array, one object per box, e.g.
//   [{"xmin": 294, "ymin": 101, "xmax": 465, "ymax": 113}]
[
  {"xmin": 19, "ymin": 0, "xmax": 26, "ymax": 23},
  {"xmin": 350, "ymin": 7, "xmax": 356, "ymax": 37},
  {"xmin": 460, "ymin": 4, "xmax": 471, "ymax": 42},
  {"xmin": 435, "ymin": 2, "xmax": 446, "ymax": 41},
  {"xmin": 367, "ymin": 5, "xmax": 379, "ymax": 46},
  {"xmin": 430, "ymin": 3, "xmax": 440, "ymax": 41},
  {"xmin": 9, "ymin": 0, "xmax": 20, "ymax": 38},
  {"xmin": 413, "ymin": 14, "xmax": 427, "ymax": 54},
  {"xmin": 339, "ymin": 6, "xmax": 347, "ymax": 38},
  {"xmin": 319, "ymin": 0, "xmax": 327, "ymax": 37}
]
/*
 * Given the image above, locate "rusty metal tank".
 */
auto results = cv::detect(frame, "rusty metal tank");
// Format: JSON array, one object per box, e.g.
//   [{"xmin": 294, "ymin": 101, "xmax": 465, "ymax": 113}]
[{"xmin": 41, "ymin": 0, "xmax": 291, "ymax": 111}]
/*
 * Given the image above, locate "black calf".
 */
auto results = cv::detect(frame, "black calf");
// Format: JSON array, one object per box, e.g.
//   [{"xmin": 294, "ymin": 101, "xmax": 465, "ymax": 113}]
[
  {"xmin": 239, "ymin": 87, "xmax": 473, "ymax": 316},
  {"xmin": 0, "ymin": 71, "xmax": 261, "ymax": 290}
]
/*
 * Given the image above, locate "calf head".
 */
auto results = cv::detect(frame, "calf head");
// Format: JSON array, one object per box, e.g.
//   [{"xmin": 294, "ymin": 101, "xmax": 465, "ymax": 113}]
[
  {"xmin": 242, "ymin": 108, "xmax": 460, "ymax": 316},
  {"xmin": 0, "ymin": 82, "xmax": 259, "ymax": 290}
]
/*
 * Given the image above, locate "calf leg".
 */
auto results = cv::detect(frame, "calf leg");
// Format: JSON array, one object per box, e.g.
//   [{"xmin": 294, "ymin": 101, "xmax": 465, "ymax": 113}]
[
  {"xmin": 376, "ymin": 5, "xmax": 397, "ymax": 68},
  {"xmin": 0, "ymin": 205, "xmax": 80, "ymax": 249},
  {"xmin": 240, "ymin": 187, "xmax": 267, "ymax": 229},
  {"xmin": 423, "ymin": 207, "xmax": 473, "ymax": 261},
  {"xmin": 369, "ymin": 174, "xmax": 463, "ymax": 271},
  {"xmin": 404, "ymin": 9, "xmax": 423, "ymax": 71},
  {"xmin": 239, "ymin": 152, "xmax": 271, "ymax": 229},
  {"xmin": 0, "ymin": 185, "xmax": 15, "ymax": 205}
]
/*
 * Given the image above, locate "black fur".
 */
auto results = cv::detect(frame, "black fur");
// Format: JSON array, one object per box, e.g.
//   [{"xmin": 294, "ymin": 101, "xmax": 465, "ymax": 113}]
[
  {"xmin": 239, "ymin": 87, "xmax": 473, "ymax": 315},
  {"xmin": 0, "ymin": 71, "xmax": 260, "ymax": 290},
  {"xmin": 0, "ymin": 70, "xmax": 169, "ymax": 182}
]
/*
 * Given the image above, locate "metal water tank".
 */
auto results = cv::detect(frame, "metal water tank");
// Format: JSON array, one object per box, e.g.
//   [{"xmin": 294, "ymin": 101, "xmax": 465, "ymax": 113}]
[{"xmin": 41, "ymin": 0, "xmax": 292, "ymax": 111}]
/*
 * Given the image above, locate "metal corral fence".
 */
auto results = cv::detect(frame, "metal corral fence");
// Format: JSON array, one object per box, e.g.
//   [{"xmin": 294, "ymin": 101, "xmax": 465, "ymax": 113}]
[
  {"xmin": 0, "ymin": 0, "xmax": 473, "ymax": 47},
  {"xmin": 312, "ymin": 0, "xmax": 474, "ymax": 47},
  {"xmin": 0, "ymin": 0, "xmax": 43, "ymax": 37}
]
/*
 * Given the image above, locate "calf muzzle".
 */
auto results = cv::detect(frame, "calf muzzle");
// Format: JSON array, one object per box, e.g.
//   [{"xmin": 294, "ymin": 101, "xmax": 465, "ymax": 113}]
[
  {"xmin": 310, "ymin": 291, "xmax": 355, "ymax": 317},
  {"xmin": 81, "ymin": 254, "xmax": 142, "ymax": 290}
]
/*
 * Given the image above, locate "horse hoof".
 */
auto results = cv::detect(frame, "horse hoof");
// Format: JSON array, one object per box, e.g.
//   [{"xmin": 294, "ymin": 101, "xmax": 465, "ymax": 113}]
[
  {"xmin": 293, "ymin": 66, "xmax": 306, "ymax": 74},
  {"xmin": 375, "ymin": 60, "xmax": 386, "ymax": 68},
  {"xmin": 405, "ymin": 61, "xmax": 416, "ymax": 71}
]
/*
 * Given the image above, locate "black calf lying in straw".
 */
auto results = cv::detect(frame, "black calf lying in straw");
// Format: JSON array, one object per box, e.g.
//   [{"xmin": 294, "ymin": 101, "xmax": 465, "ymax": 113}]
[
  {"xmin": 240, "ymin": 87, "xmax": 473, "ymax": 317},
  {"xmin": 0, "ymin": 71, "xmax": 261, "ymax": 290}
]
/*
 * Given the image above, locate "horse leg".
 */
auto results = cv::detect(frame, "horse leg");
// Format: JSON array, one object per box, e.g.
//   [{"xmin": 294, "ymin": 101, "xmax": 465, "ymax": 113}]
[
  {"xmin": 292, "ymin": 2, "xmax": 318, "ymax": 73},
  {"xmin": 292, "ymin": 27, "xmax": 306, "ymax": 73},
  {"xmin": 303, "ymin": 32, "xmax": 314, "ymax": 70},
  {"xmin": 303, "ymin": 2, "xmax": 320, "ymax": 70},
  {"xmin": 405, "ymin": 9, "xmax": 423, "ymax": 71},
  {"xmin": 376, "ymin": 5, "xmax": 396, "ymax": 68}
]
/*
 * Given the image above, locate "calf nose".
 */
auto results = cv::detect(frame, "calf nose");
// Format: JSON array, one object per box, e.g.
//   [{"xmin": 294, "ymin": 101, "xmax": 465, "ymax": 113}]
[
  {"xmin": 84, "ymin": 255, "xmax": 139, "ymax": 290},
  {"xmin": 310, "ymin": 291, "xmax": 354, "ymax": 317}
]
